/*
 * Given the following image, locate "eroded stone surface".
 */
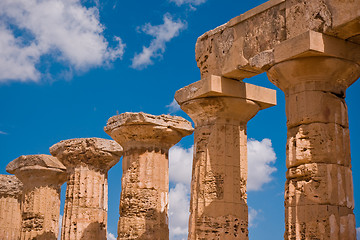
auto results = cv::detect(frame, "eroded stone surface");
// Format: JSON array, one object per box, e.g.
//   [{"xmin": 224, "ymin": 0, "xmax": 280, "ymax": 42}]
[
  {"xmin": 175, "ymin": 80, "xmax": 275, "ymax": 240},
  {"xmin": 50, "ymin": 138, "xmax": 123, "ymax": 240},
  {"xmin": 267, "ymin": 53, "xmax": 359, "ymax": 239},
  {"xmin": 6, "ymin": 155, "xmax": 66, "ymax": 240},
  {"xmin": 105, "ymin": 112, "xmax": 193, "ymax": 240},
  {"xmin": 0, "ymin": 175, "xmax": 23, "ymax": 240},
  {"xmin": 195, "ymin": 0, "xmax": 360, "ymax": 79}
]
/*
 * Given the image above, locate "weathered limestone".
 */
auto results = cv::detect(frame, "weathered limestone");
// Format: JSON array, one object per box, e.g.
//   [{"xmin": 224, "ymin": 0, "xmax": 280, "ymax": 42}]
[
  {"xmin": 105, "ymin": 112, "xmax": 193, "ymax": 240},
  {"xmin": 0, "ymin": 175, "xmax": 23, "ymax": 240},
  {"xmin": 260, "ymin": 32, "xmax": 360, "ymax": 239},
  {"xmin": 195, "ymin": 0, "xmax": 360, "ymax": 80},
  {"xmin": 6, "ymin": 154, "xmax": 67, "ymax": 240},
  {"xmin": 175, "ymin": 76, "xmax": 276, "ymax": 239},
  {"xmin": 50, "ymin": 138, "xmax": 123, "ymax": 240}
]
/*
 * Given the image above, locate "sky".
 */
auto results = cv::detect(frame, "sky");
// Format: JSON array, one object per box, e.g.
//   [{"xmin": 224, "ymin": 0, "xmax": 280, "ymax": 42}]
[{"xmin": 0, "ymin": 0, "xmax": 359, "ymax": 239}]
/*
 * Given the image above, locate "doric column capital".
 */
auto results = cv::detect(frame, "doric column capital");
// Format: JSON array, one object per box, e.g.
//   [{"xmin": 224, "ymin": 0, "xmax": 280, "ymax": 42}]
[
  {"xmin": 50, "ymin": 137, "xmax": 123, "ymax": 171},
  {"xmin": 175, "ymin": 75, "xmax": 276, "ymax": 126},
  {"xmin": 257, "ymin": 31, "xmax": 360, "ymax": 95},
  {"xmin": 0, "ymin": 175, "xmax": 23, "ymax": 198},
  {"xmin": 6, "ymin": 154, "xmax": 66, "ymax": 187},
  {"xmin": 105, "ymin": 112, "xmax": 194, "ymax": 150}
]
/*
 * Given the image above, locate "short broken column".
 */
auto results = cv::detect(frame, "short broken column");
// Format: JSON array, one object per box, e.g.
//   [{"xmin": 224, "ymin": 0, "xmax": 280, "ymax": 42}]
[
  {"xmin": 50, "ymin": 138, "xmax": 123, "ymax": 240},
  {"xmin": 6, "ymin": 154, "xmax": 67, "ymax": 240},
  {"xmin": 105, "ymin": 112, "xmax": 193, "ymax": 240},
  {"xmin": 0, "ymin": 175, "xmax": 23, "ymax": 240},
  {"xmin": 264, "ymin": 32, "xmax": 360, "ymax": 239},
  {"xmin": 175, "ymin": 76, "xmax": 276, "ymax": 240}
]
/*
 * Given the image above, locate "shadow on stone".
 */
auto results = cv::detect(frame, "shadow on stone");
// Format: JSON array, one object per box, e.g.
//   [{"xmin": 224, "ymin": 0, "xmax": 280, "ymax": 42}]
[
  {"xmin": 80, "ymin": 222, "xmax": 107, "ymax": 240},
  {"xmin": 32, "ymin": 231, "xmax": 57, "ymax": 240}
]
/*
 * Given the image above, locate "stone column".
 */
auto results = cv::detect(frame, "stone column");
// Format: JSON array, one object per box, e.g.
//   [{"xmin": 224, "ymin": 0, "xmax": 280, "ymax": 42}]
[
  {"xmin": 6, "ymin": 154, "xmax": 67, "ymax": 240},
  {"xmin": 264, "ymin": 31, "xmax": 360, "ymax": 240},
  {"xmin": 50, "ymin": 138, "xmax": 123, "ymax": 240},
  {"xmin": 175, "ymin": 76, "xmax": 276, "ymax": 240},
  {"xmin": 105, "ymin": 112, "xmax": 193, "ymax": 240},
  {"xmin": 0, "ymin": 175, "xmax": 23, "ymax": 240}
]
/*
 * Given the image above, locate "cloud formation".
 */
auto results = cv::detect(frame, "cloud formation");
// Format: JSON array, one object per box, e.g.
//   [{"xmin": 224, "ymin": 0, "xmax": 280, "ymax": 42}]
[
  {"xmin": 107, "ymin": 232, "xmax": 117, "ymax": 240},
  {"xmin": 0, "ymin": 0, "xmax": 125, "ymax": 83},
  {"xmin": 168, "ymin": 145, "xmax": 193, "ymax": 240},
  {"xmin": 247, "ymin": 138, "xmax": 277, "ymax": 191},
  {"xmin": 166, "ymin": 99, "xmax": 181, "ymax": 114},
  {"xmin": 0, "ymin": 131, "xmax": 7, "ymax": 135},
  {"xmin": 131, "ymin": 14, "xmax": 186, "ymax": 69},
  {"xmin": 357, "ymin": 227, "xmax": 360, "ymax": 240},
  {"xmin": 169, "ymin": 0, "xmax": 207, "ymax": 7},
  {"xmin": 167, "ymin": 139, "xmax": 276, "ymax": 239}
]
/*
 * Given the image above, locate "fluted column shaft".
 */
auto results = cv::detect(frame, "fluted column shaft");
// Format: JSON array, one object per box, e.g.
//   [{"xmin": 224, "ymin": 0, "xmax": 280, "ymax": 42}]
[
  {"xmin": 0, "ymin": 175, "xmax": 23, "ymax": 240},
  {"xmin": 62, "ymin": 166, "xmax": 108, "ymax": 239},
  {"xmin": 268, "ymin": 56, "xmax": 360, "ymax": 240},
  {"xmin": 175, "ymin": 76, "xmax": 276, "ymax": 240},
  {"xmin": 6, "ymin": 154, "xmax": 66, "ymax": 240},
  {"xmin": 105, "ymin": 112, "xmax": 193, "ymax": 240},
  {"xmin": 50, "ymin": 137, "xmax": 122, "ymax": 240},
  {"xmin": 118, "ymin": 145, "xmax": 170, "ymax": 240},
  {"xmin": 181, "ymin": 97, "xmax": 258, "ymax": 240}
]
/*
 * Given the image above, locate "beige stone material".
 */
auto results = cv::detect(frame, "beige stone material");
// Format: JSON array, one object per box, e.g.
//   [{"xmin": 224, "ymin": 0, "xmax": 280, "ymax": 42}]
[
  {"xmin": 264, "ymin": 34, "xmax": 360, "ymax": 239},
  {"xmin": 175, "ymin": 77, "xmax": 276, "ymax": 239},
  {"xmin": 50, "ymin": 138, "xmax": 123, "ymax": 240},
  {"xmin": 0, "ymin": 175, "xmax": 23, "ymax": 240},
  {"xmin": 195, "ymin": 0, "xmax": 360, "ymax": 79},
  {"xmin": 6, "ymin": 154, "xmax": 66, "ymax": 240},
  {"xmin": 105, "ymin": 112, "xmax": 193, "ymax": 240}
]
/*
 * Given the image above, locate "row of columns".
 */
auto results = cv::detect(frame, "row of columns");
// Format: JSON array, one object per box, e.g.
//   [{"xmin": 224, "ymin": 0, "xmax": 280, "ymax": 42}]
[{"xmin": 0, "ymin": 113, "xmax": 193, "ymax": 240}]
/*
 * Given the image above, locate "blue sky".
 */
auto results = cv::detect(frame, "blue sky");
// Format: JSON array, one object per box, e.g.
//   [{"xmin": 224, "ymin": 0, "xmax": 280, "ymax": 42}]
[{"xmin": 0, "ymin": 0, "xmax": 359, "ymax": 239}]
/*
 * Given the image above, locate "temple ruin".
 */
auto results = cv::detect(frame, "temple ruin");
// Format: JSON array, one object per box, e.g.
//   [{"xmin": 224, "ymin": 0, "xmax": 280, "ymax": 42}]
[{"xmin": 1, "ymin": 0, "xmax": 360, "ymax": 239}]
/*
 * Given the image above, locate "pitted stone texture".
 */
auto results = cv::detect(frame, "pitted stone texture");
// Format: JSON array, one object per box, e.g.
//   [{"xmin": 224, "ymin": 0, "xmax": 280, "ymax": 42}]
[
  {"xmin": 0, "ymin": 175, "xmax": 23, "ymax": 240},
  {"xmin": 287, "ymin": 123, "xmax": 351, "ymax": 168},
  {"xmin": 50, "ymin": 137, "xmax": 123, "ymax": 171},
  {"xmin": 105, "ymin": 112, "xmax": 193, "ymax": 149},
  {"xmin": 267, "ymin": 56, "xmax": 358, "ymax": 239},
  {"xmin": 285, "ymin": 205, "xmax": 356, "ymax": 240},
  {"xmin": 285, "ymin": 163, "xmax": 354, "ymax": 208},
  {"xmin": 50, "ymin": 138, "xmax": 123, "ymax": 240},
  {"xmin": 6, "ymin": 155, "xmax": 66, "ymax": 240},
  {"xmin": 195, "ymin": 0, "xmax": 360, "ymax": 79},
  {"xmin": 105, "ymin": 112, "xmax": 193, "ymax": 240},
  {"xmin": 0, "ymin": 174, "xmax": 23, "ymax": 197}
]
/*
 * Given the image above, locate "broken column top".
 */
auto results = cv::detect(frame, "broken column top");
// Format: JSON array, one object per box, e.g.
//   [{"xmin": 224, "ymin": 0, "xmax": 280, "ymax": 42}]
[
  {"xmin": 6, "ymin": 154, "xmax": 67, "ymax": 186},
  {"xmin": 0, "ymin": 175, "xmax": 23, "ymax": 197},
  {"xmin": 105, "ymin": 112, "xmax": 194, "ymax": 148},
  {"xmin": 50, "ymin": 137, "xmax": 123, "ymax": 170},
  {"xmin": 195, "ymin": 0, "xmax": 360, "ymax": 80}
]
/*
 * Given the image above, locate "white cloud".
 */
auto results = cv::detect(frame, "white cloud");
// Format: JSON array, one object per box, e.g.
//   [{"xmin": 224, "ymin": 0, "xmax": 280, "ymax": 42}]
[
  {"xmin": 107, "ymin": 232, "xmax": 117, "ymax": 240},
  {"xmin": 169, "ymin": 183, "xmax": 190, "ymax": 240},
  {"xmin": 166, "ymin": 99, "xmax": 181, "ymax": 114},
  {"xmin": 247, "ymin": 138, "xmax": 277, "ymax": 191},
  {"xmin": 131, "ymin": 14, "xmax": 186, "ymax": 69},
  {"xmin": 169, "ymin": 145, "xmax": 193, "ymax": 185},
  {"xmin": 357, "ymin": 227, "xmax": 360, "ymax": 240},
  {"xmin": 169, "ymin": 0, "xmax": 207, "ymax": 7},
  {"xmin": 0, "ymin": 0, "xmax": 125, "ymax": 83},
  {"xmin": 248, "ymin": 207, "xmax": 260, "ymax": 228},
  {"xmin": 0, "ymin": 131, "xmax": 7, "ymax": 135},
  {"xmin": 58, "ymin": 215, "xmax": 63, "ymax": 240},
  {"xmin": 168, "ymin": 145, "xmax": 193, "ymax": 240}
]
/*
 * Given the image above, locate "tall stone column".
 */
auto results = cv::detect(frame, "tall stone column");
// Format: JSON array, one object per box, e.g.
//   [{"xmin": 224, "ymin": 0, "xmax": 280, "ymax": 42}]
[
  {"xmin": 175, "ymin": 76, "xmax": 276, "ymax": 240},
  {"xmin": 264, "ymin": 31, "xmax": 360, "ymax": 240},
  {"xmin": 50, "ymin": 138, "xmax": 123, "ymax": 240},
  {"xmin": 0, "ymin": 175, "xmax": 23, "ymax": 240},
  {"xmin": 6, "ymin": 154, "xmax": 67, "ymax": 240},
  {"xmin": 105, "ymin": 112, "xmax": 193, "ymax": 240}
]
